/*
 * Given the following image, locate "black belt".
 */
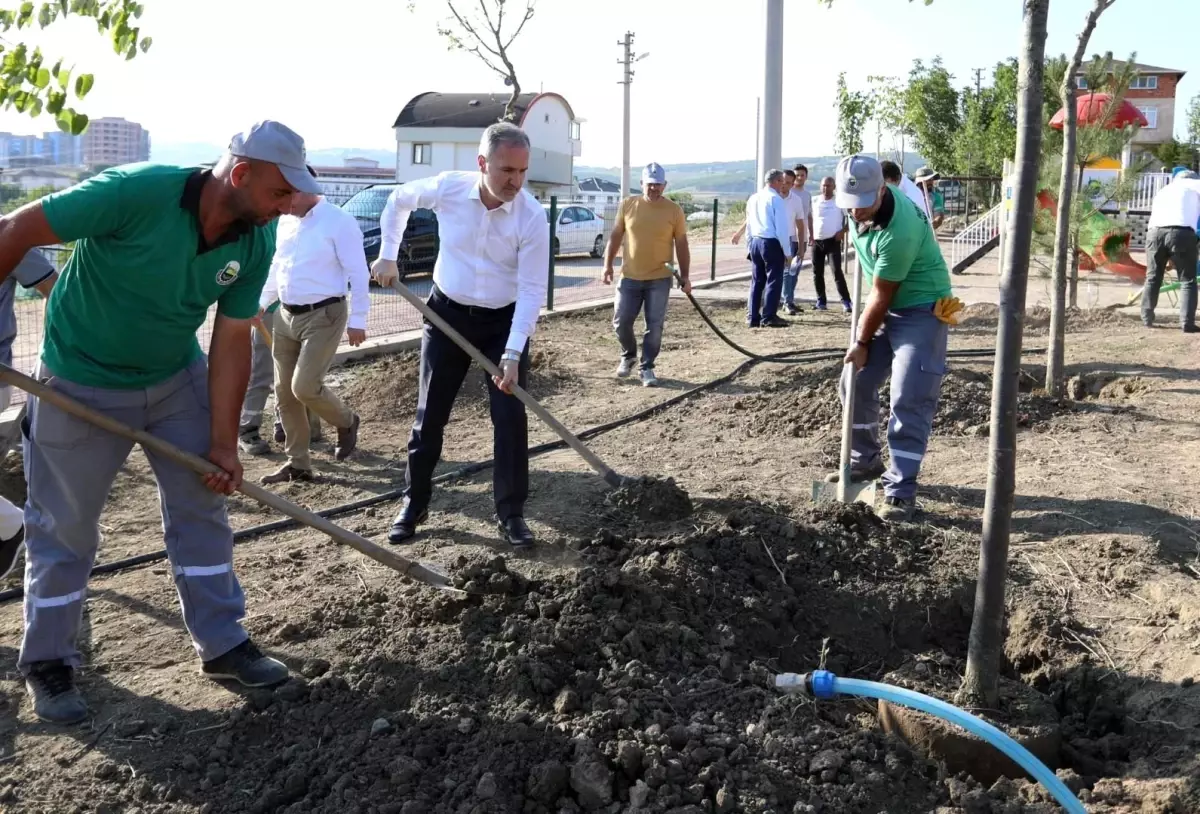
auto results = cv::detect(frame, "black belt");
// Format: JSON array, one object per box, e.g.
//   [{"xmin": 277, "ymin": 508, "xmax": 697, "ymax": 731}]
[
  {"xmin": 283, "ymin": 296, "xmax": 343, "ymax": 314},
  {"xmin": 430, "ymin": 286, "xmax": 514, "ymax": 317}
]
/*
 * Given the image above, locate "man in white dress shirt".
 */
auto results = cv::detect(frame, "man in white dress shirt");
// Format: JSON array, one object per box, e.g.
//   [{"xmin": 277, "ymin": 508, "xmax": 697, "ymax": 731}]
[
  {"xmin": 259, "ymin": 167, "xmax": 369, "ymax": 483},
  {"xmin": 1142, "ymin": 168, "xmax": 1200, "ymax": 332},
  {"xmin": 882, "ymin": 161, "xmax": 930, "ymax": 221},
  {"xmin": 732, "ymin": 170, "xmax": 794, "ymax": 328},
  {"xmin": 370, "ymin": 122, "xmax": 550, "ymax": 548}
]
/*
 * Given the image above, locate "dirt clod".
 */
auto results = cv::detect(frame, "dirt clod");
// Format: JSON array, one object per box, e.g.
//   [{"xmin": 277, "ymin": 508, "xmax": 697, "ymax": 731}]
[{"xmin": 604, "ymin": 475, "xmax": 694, "ymax": 522}]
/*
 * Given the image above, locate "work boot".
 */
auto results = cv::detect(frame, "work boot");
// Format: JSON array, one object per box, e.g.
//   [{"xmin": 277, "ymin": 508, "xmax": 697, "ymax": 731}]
[
  {"xmin": 762, "ymin": 316, "xmax": 790, "ymax": 328},
  {"xmin": 25, "ymin": 660, "xmax": 88, "ymax": 724},
  {"xmin": 261, "ymin": 464, "xmax": 313, "ymax": 485},
  {"xmin": 334, "ymin": 414, "xmax": 360, "ymax": 462},
  {"xmin": 0, "ymin": 525, "xmax": 24, "ymax": 580},
  {"xmin": 878, "ymin": 496, "xmax": 916, "ymax": 523},
  {"xmin": 616, "ymin": 358, "xmax": 635, "ymax": 378},
  {"xmin": 388, "ymin": 498, "xmax": 428, "ymax": 545},
  {"xmin": 273, "ymin": 421, "xmax": 286, "ymax": 444},
  {"xmin": 238, "ymin": 426, "xmax": 270, "ymax": 456},
  {"xmin": 201, "ymin": 639, "xmax": 289, "ymax": 688},
  {"xmin": 823, "ymin": 459, "xmax": 886, "ymax": 484}
]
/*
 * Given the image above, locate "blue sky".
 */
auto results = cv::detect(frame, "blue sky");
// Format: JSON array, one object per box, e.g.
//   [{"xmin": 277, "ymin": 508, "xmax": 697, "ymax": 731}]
[{"xmin": 0, "ymin": 0, "xmax": 1193, "ymax": 166}]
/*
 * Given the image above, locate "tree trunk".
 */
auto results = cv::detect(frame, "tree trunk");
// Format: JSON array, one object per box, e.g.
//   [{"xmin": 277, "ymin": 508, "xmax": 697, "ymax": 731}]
[
  {"xmin": 958, "ymin": 0, "xmax": 1049, "ymax": 711},
  {"xmin": 1047, "ymin": 0, "xmax": 1112, "ymax": 396},
  {"xmin": 502, "ymin": 76, "xmax": 522, "ymax": 123}
]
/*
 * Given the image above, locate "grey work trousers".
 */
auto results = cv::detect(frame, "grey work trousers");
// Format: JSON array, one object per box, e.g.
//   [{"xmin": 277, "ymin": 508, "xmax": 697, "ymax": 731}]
[
  {"xmin": 840, "ymin": 305, "xmax": 949, "ymax": 500},
  {"xmin": 1142, "ymin": 226, "xmax": 1198, "ymax": 329},
  {"xmin": 19, "ymin": 358, "xmax": 248, "ymax": 671}
]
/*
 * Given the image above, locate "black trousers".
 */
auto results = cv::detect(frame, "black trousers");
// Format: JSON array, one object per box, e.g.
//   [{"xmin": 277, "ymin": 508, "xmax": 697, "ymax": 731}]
[
  {"xmin": 404, "ymin": 288, "xmax": 530, "ymax": 520},
  {"xmin": 812, "ymin": 237, "xmax": 851, "ymax": 304}
]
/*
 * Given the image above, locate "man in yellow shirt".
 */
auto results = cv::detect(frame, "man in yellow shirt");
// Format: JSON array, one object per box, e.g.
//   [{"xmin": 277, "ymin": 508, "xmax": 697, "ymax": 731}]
[{"xmin": 603, "ymin": 163, "xmax": 690, "ymax": 387}]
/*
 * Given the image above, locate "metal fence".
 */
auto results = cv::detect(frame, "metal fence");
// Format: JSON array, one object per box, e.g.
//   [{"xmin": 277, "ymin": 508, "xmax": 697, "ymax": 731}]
[{"xmin": 4, "ymin": 196, "xmax": 753, "ymax": 408}]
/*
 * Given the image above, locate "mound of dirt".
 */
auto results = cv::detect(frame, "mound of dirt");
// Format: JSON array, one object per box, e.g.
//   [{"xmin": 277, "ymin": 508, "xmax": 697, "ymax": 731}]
[
  {"xmin": 338, "ymin": 346, "xmax": 580, "ymax": 424},
  {"xmin": 603, "ymin": 476, "xmax": 694, "ymax": 523},
  {"xmin": 735, "ymin": 364, "xmax": 1072, "ymax": 441},
  {"xmin": 960, "ymin": 303, "xmax": 1134, "ymax": 335},
  {"xmin": 1067, "ymin": 372, "xmax": 1154, "ymax": 402},
  {"xmin": 9, "ymin": 501, "xmax": 1044, "ymax": 813}
]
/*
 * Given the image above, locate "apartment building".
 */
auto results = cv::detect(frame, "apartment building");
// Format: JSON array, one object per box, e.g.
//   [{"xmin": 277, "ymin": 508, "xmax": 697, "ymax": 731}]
[{"xmin": 82, "ymin": 117, "xmax": 151, "ymax": 168}]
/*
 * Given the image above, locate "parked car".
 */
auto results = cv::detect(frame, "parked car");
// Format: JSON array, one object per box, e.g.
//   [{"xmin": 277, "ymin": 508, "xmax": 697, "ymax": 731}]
[
  {"xmin": 544, "ymin": 204, "xmax": 606, "ymax": 258},
  {"xmin": 340, "ymin": 184, "xmax": 439, "ymax": 282}
]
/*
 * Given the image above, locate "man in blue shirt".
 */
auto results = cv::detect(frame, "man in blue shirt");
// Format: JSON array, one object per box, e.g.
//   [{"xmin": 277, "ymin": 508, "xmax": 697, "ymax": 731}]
[{"xmin": 733, "ymin": 170, "xmax": 794, "ymax": 328}]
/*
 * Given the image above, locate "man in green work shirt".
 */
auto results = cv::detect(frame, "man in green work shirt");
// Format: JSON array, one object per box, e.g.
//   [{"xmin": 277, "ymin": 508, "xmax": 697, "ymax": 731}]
[
  {"xmin": 828, "ymin": 154, "xmax": 953, "ymax": 522},
  {"xmin": 0, "ymin": 120, "xmax": 319, "ymax": 724}
]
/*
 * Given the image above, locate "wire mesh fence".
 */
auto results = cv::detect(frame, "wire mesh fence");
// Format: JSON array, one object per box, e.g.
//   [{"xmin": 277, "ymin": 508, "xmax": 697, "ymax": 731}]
[{"xmin": 4, "ymin": 195, "xmax": 754, "ymax": 409}]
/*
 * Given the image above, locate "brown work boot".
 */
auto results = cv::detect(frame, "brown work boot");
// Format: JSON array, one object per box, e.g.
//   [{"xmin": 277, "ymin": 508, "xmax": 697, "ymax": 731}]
[
  {"xmin": 335, "ymin": 414, "xmax": 360, "ymax": 462},
  {"xmin": 261, "ymin": 464, "xmax": 313, "ymax": 485}
]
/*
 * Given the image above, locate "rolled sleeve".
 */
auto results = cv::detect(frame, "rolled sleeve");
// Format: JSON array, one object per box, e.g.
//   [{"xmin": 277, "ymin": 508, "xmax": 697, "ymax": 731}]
[
  {"xmin": 380, "ymin": 175, "xmax": 442, "ymax": 262},
  {"xmin": 506, "ymin": 208, "xmax": 552, "ymax": 353},
  {"xmin": 11, "ymin": 249, "xmax": 55, "ymax": 288},
  {"xmin": 335, "ymin": 213, "xmax": 372, "ymax": 330}
]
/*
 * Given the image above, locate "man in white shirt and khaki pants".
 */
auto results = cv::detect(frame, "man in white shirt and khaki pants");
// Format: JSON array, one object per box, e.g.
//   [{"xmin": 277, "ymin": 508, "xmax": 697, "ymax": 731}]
[
  {"xmin": 259, "ymin": 166, "xmax": 370, "ymax": 483},
  {"xmin": 370, "ymin": 123, "xmax": 550, "ymax": 548}
]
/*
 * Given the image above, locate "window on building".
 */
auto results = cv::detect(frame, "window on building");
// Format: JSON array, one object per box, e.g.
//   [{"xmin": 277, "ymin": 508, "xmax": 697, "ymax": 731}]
[
  {"xmin": 1137, "ymin": 107, "xmax": 1158, "ymax": 129},
  {"xmin": 1077, "ymin": 77, "xmax": 1088, "ymax": 89},
  {"xmin": 1130, "ymin": 76, "xmax": 1158, "ymax": 90},
  {"xmin": 570, "ymin": 121, "xmax": 581, "ymax": 140},
  {"xmin": 412, "ymin": 143, "xmax": 432, "ymax": 165}
]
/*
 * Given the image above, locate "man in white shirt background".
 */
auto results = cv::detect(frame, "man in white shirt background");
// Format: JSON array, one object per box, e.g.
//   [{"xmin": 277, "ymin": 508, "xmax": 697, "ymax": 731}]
[
  {"xmin": 237, "ymin": 301, "xmax": 321, "ymax": 457},
  {"xmin": 1142, "ymin": 168, "xmax": 1200, "ymax": 332},
  {"xmin": 781, "ymin": 164, "xmax": 812, "ymax": 315},
  {"xmin": 370, "ymin": 122, "xmax": 550, "ymax": 548},
  {"xmin": 259, "ymin": 166, "xmax": 369, "ymax": 484},
  {"xmin": 882, "ymin": 160, "xmax": 930, "ymax": 221},
  {"xmin": 732, "ymin": 169, "xmax": 794, "ymax": 328},
  {"xmin": 810, "ymin": 175, "xmax": 852, "ymax": 312}
]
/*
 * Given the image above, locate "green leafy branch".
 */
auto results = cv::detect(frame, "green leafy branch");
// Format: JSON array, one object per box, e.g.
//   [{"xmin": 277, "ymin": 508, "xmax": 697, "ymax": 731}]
[{"xmin": 0, "ymin": 0, "xmax": 152, "ymax": 135}]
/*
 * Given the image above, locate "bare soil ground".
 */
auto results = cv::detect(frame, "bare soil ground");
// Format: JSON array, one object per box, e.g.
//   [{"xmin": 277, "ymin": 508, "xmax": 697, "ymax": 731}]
[{"xmin": 0, "ymin": 295, "xmax": 1197, "ymax": 813}]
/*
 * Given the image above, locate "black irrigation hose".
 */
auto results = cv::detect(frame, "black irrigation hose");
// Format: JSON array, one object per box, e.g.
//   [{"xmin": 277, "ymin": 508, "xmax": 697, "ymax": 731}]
[{"xmin": 0, "ymin": 292, "xmax": 1041, "ymax": 603}]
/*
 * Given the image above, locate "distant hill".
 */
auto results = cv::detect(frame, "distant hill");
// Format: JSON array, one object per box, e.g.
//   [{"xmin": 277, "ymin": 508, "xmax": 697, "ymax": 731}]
[
  {"xmin": 151, "ymin": 142, "xmax": 397, "ymax": 169},
  {"xmin": 576, "ymin": 153, "xmax": 927, "ymax": 197}
]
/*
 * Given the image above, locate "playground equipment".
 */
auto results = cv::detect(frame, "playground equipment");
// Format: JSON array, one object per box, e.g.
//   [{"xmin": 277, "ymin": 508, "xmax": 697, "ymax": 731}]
[{"xmin": 1034, "ymin": 188, "xmax": 1147, "ymax": 285}]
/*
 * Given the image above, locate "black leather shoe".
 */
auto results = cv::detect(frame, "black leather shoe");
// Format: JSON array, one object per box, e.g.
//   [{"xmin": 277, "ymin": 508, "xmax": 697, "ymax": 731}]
[
  {"xmin": 497, "ymin": 516, "xmax": 535, "ymax": 548},
  {"xmin": 388, "ymin": 499, "xmax": 428, "ymax": 545}
]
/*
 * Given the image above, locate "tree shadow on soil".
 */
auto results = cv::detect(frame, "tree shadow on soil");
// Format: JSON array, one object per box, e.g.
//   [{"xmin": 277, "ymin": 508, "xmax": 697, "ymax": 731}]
[{"xmin": 921, "ymin": 484, "xmax": 1200, "ymax": 567}]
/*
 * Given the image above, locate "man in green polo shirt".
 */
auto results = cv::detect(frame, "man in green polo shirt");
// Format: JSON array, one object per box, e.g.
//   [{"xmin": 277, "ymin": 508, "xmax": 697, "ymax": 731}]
[
  {"xmin": 0, "ymin": 120, "xmax": 319, "ymax": 724},
  {"xmin": 827, "ymin": 154, "xmax": 953, "ymax": 523}
]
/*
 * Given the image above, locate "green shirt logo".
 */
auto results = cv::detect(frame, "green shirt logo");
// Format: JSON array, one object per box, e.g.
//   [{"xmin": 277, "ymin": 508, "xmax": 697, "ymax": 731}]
[{"xmin": 216, "ymin": 260, "xmax": 241, "ymax": 286}]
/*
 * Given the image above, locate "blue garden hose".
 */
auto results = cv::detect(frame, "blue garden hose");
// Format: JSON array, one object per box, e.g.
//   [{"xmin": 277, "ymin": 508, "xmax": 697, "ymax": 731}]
[{"xmin": 774, "ymin": 671, "xmax": 1086, "ymax": 814}]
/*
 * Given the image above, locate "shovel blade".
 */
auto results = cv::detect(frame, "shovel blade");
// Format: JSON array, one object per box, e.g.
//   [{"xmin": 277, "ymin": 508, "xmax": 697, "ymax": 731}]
[
  {"xmin": 810, "ymin": 477, "xmax": 878, "ymax": 506},
  {"xmin": 407, "ymin": 561, "xmax": 468, "ymax": 597}
]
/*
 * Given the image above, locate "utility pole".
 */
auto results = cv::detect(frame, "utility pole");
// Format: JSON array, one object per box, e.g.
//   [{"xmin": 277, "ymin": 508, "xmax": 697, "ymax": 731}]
[
  {"xmin": 757, "ymin": 0, "xmax": 784, "ymax": 185},
  {"xmin": 967, "ymin": 67, "xmax": 985, "ymax": 217},
  {"xmin": 618, "ymin": 31, "xmax": 635, "ymax": 202}
]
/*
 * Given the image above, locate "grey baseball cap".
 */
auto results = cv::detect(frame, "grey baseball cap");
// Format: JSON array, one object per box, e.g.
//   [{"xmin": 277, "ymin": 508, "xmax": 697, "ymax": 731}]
[
  {"xmin": 642, "ymin": 162, "xmax": 666, "ymax": 184},
  {"xmin": 229, "ymin": 120, "xmax": 322, "ymax": 195},
  {"xmin": 835, "ymin": 154, "xmax": 884, "ymax": 208}
]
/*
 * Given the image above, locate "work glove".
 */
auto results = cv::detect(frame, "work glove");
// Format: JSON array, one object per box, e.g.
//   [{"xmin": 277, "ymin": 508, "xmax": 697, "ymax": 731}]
[{"xmin": 933, "ymin": 296, "xmax": 963, "ymax": 325}]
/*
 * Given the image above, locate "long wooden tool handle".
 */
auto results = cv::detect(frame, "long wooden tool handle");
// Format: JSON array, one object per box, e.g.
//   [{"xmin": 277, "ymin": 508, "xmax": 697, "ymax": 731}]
[
  {"xmin": 391, "ymin": 281, "xmax": 624, "ymax": 488},
  {"xmin": 837, "ymin": 253, "xmax": 863, "ymax": 504},
  {"xmin": 253, "ymin": 318, "xmax": 273, "ymax": 349},
  {"xmin": 0, "ymin": 364, "xmax": 438, "ymax": 585}
]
